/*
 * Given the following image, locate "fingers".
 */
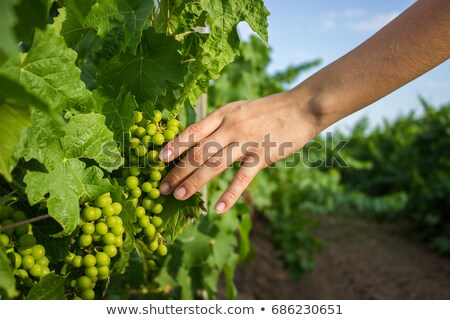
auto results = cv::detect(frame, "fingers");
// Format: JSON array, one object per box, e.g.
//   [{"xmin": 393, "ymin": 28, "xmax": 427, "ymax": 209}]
[
  {"xmin": 159, "ymin": 110, "xmax": 223, "ymax": 162},
  {"xmin": 159, "ymin": 133, "xmax": 231, "ymax": 195},
  {"xmin": 168, "ymin": 142, "xmax": 241, "ymax": 200},
  {"xmin": 214, "ymin": 160, "xmax": 262, "ymax": 214}
]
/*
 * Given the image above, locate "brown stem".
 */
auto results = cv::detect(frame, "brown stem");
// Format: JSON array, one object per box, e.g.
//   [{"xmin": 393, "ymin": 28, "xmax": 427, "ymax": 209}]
[{"xmin": 0, "ymin": 214, "xmax": 51, "ymax": 233}]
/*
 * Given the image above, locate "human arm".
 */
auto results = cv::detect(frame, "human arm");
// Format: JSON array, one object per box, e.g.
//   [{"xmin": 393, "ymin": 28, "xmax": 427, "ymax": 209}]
[{"xmin": 158, "ymin": 0, "xmax": 450, "ymax": 213}]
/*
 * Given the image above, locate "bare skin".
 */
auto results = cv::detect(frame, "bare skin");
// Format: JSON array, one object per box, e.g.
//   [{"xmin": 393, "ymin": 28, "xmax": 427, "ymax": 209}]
[{"xmin": 159, "ymin": 0, "xmax": 450, "ymax": 214}]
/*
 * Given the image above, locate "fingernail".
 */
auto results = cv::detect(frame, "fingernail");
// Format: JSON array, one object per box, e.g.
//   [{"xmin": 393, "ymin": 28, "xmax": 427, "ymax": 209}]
[
  {"xmin": 174, "ymin": 187, "xmax": 187, "ymax": 199},
  {"xmin": 159, "ymin": 149, "xmax": 172, "ymax": 161},
  {"xmin": 160, "ymin": 182, "xmax": 170, "ymax": 195},
  {"xmin": 215, "ymin": 201, "xmax": 226, "ymax": 214}
]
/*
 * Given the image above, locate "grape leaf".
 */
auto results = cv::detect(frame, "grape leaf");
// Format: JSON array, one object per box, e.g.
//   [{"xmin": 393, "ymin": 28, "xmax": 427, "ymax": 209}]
[
  {"xmin": 159, "ymin": 193, "xmax": 204, "ymax": 244},
  {"xmin": 0, "ymin": 102, "xmax": 31, "ymax": 182},
  {"xmin": 84, "ymin": 0, "xmax": 153, "ymax": 54},
  {"xmin": 0, "ymin": 247, "xmax": 17, "ymax": 298},
  {"xmin": 13, "ymin": 0, "xmax": 50, "ymax": 44},
  {"xmin": 26, "ymin": 273, "xmax": 66, "ymax": 300},
  {"xmin": 0, "ymin": 25, "xmax": 94, "ymax": 113},
  {"xmin": 98, "ymin": 28, "xmax": 185, "ymax": 103},
  {"xmin": 0, "ymin": 0, "xmax": 19, "ymax": 65},
  {"xmin": 21, "ymin": 112, "xmax": 122, "ymax": 235}
]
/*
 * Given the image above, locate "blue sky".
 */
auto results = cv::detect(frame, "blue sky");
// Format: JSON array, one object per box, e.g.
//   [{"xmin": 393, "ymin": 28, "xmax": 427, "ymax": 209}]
[{"xmin": 238, "ymin": 0, "xmax": 450, "ymax": 133}]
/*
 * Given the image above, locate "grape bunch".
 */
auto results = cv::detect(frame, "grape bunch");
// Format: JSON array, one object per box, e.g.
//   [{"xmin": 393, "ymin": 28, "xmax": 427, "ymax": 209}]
[
  {"xmin": 123, "ymin": 110, "xmax": 182, "ymax": 257},
  {"xmin": 63, "ymin": 193, "xmax": 124, "ymax": 300},
  {"xmin": 0, "ymin": 206, "xmax": 51, "ymax": 284}
]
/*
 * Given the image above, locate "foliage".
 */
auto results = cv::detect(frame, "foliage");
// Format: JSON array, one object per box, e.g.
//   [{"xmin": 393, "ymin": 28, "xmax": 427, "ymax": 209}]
[{"xmin": 0, "ymin": 0, "xmax": 270, "ymax": 299}]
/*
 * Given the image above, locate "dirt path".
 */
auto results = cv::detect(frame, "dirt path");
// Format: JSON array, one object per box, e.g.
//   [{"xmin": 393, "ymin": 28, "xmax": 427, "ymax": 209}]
[{"xmin": 224, "ymin": 214, "xmax": 450, "ymax": 299}]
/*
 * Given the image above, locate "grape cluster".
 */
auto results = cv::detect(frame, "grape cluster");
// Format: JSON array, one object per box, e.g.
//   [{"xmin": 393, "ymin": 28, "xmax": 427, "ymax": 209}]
[
  {"xmin": 0, "ymin": 206, "xmax": 51, "ymax": 282},
  {"xmin": 64, "ymin": 193, "xmax": 124, "ymax": 300},
  {"xmin": 124, "ymin": 110, "xmax": 182, "ymax": 257}
]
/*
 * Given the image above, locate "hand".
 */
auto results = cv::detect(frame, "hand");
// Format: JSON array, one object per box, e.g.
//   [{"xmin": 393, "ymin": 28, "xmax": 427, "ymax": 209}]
[{"xmin": 158, "ymin": 91, "xmax": 318, "ymax": 214}]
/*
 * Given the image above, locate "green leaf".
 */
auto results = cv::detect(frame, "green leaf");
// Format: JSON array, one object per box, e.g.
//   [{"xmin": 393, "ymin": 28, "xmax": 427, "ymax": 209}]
[
  {"xmin": 26, "ymin": 273, "xmax": 66, "ymax": 300},
  {"xmin": 84, "ymin": 0, "xmax": 153, "ymax": 54},
  {"xmin": 98, "ymin": 28, "xmax": 185, "ymax": 103},
  {"xmin": 13, "ymin": 0, "xmax": 49, "ymax": 44},
  {"xmin": 159, "ymin": 193, "xmax": 203, "ymax": 243},
  {"xmin": 0, "ymin": 0, "xmax": 19, "ymax": 65},
  {"xmin": 0, "ymin": 74, "xmax": 49, "ymax": 111},
  {"xmin": 0, "ymin": 25, "xmax": 94, "ymax": 113},
  {"xmin": 0, "ymin": 102, "xmax": 31, "ymax": 181},
  {"xmin": 0, "ymin": 246, "xmax": 17, "ymax": 298},
  {"xmin": 21, "ymin": 111, "xmax": 121, "ymax": 235}
]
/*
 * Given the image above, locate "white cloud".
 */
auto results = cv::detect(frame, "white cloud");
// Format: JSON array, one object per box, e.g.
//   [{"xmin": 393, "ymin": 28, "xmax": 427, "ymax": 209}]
[{"xmin": 348, "ymin": 11, "xmax": 401, "ymax": 32}]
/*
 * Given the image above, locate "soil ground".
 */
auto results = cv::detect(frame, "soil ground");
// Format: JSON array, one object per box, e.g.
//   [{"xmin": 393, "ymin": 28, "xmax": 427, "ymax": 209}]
[{"xmin": 219, "ymin": 213, "xmax": 450, "ymax": 299}]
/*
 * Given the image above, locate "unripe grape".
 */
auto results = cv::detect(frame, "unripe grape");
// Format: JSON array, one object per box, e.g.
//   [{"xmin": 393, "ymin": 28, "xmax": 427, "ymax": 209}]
[
  {"xmin": 102, "ymin": 204, "xmax": 116, "ymax": 217},
  {"xmin": 31, "ymin": 245, "xmax": 46, "ymax": 260},
  {"xmin": 152, "ymin": 216, "xmax": 163, "ymax": 228},
  {"xmin": 106, "ymin": 216, "xmax": 122, "ymax": 228},
  {"xmin": 141, "ymin": 182, "xmax": 152, "ymax": 193},
  {"xmin": 41, "ymin": 266, "xmax": 50, "ymax": 277},
  {"xmin": 72, "ymin": 255, "xmax": 83, "ymax": 268},
  {"xmin": 146, "ymin": 123, "xmax": 157, "ymax": 136},
  {"xmin": 114, "ymin": 236, "xmax": 124, "ymax": 248},
  {"xmin": 11, "ymin": 211, "xmax": 27, "ymax": 222},
  {"xmin": 96, "ymin": 223, "xmax": 109, "ymax": 236},
  {"xmin": 84, "ymin": 266, "xmax": 98, "ymax": 278},
  {"xmin": 141, "ymin": 135, "xmax": 152, "ymax": 148},
  {"xmin": 95, "ymin": 193, "xmax": 112, "ymax": 208},
  {"xmin": 147, "ymin": 150, "xmax": 159, "ymax": 162},
  {"xmin": 111, "ymin": 225, "xmax": 125, "ymax": 236},
  {"xmin": 134, "ymin": 111, "xmax": 143, "ymax": 124},
  {"xmin": 36, "ymin": 256, "xmax": 49, "ymax": 267},
  {"xmin": 164, "ymin": 129, "xmax": 176, "ymax": 141},
  {"xmin": 97, "ymin": 266, "xmax": 109, "ymax": 279},
  {"xmin": 82, "ymin": 207, "xmax": 97, "ymax": 221},
  {"xmin": 102, "ymin": 233, "xmax": 116, "ymax": 245},
  {"xmin": 14, "ymin": 269, "xmax": 28, "ymax": 279},
  {"xmin": 138, "ymin": 216, "xmax": 150, "ymax": 228},
  {"xmin": 129, "ymin": 125, "xmax": 139, "ymax": 135},
  {"xmin": 129, "ymin": 165, "xmax": 141, "ymax": 176},
  {"xmin": 0, "ymin": 234, "xmax": 10, "ymax": 247},
  {"xmin": 95, "ymin": 252, "xmax": 110, "ymax": 266},
  {"xmin": 80, "ymin": 289, "xmax": 95, "ymax": 300},
  {"xmin": 142, "ymin": 198, "xmax": 154, "ymax": 210},
  {"xmin": 0, "ymin": 206, "xmax": 14, "ymax": 220},
  {"xmin": 135, "ymin": 206, "xmax": 146, "ymax": 218},
  {"xmin": 143, "ymin": 224, "xmax": 156, "ymax": 238},
  {"xmin": 83, "ymin": 254, "xmax": 96, "ymax": 267},
  {"xmin": 148, "ymin": 188, "xmax": 160, "ymax": 200},
  {"xmin": 135, "ymin": 127, "xmax": 147, "ymax": 139},
  {"xmin": 150, "ymin": 170, "xmax": 161, "ymax": 182},
  {"xmin": 82, "ymin": 222, "xmax": 95, "ymax": 235},
  {"xmin": 111, "ymin": 202, "xmax": 122, "ymax": 215},
  {"xmin": 15, "ymin": 224, "xmax": 30, "ymax": 237},
  {"xmin": 149, "ymin": 239, "xmax": 158, "ymax": 251},
  {"xmin": 18, "ymin": 246, "xmax": 33, "ymax": 256},
  {"xmin": 2, "ymin": 219, "xmax": 15, "ymax": 235},
  {"xmin": 167, "ymin": 125, "xmax": 179, "ymax": 134},
  {"xmin": 22, "ymin": 255, "xmax": 35, "ymax": 269},
  {"xmin": 29, "ymin": 264, "xmax": 43, "ymax": 277},
  {"xmin": 167, "ymin": 119, "xmax": 179, "ymax": 128},
  {"xmin": 151, "ymin": 203, "xmax": 163, "ymax": 215},
  {"xmin": 78, "ymin": 234, "xmax": 92, "ymax": 247},
  {"xmin": 103, "ymin": 245, "xmax": 118, "ymax": 258},
  {"xmin": 130, "ymin": 137, "xmax": 141, "ymax": 147},
  {"xmin": 152, "ymin": 133, "xmax": 164, "ymax": 146},
  {"xmin": 150, "ymin": 181, "xmax": 159, "ymax": 188},
  {"xmin": 19, "ymin": 234, "xmax": 37, "ymax": 249},
  {"xmin": 157, "ymin": 243, "xmax": 168, "ymax": 256},
  {"xmin": 8, "ymin": 252, "xmax": 22, "ymax": 269},
  {"xmin": 151, "ymin": 110, "xmax": 163, "ymax": 123},
  {"xmin": 77, "ymin": 276, "xmax": 92, "ymax": 290},
  {"xmin": 131, "ymin": 187, "xmax": 142, "ymax": 198},
  {"xmin": 125, "ymin": 176, "xmax": 139, "ymax": 190}
]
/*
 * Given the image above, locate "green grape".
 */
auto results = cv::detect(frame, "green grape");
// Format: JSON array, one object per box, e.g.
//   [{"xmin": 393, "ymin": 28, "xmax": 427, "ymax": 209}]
[
  {"xmin": 103, "ymin": 245, "xmax": 118, "ymax": 258},
  {"xmin": 135, "ymin": 127, "xmax": 147, "ymax": 138},
  {"xmin": 167, "ymin": 119, "xmax": 179, "ymax": 128},
  {"xmin": 72, "ymin": 255, "xmax": 83, "ymax": 268},
  {"xmin": 151, "ymin": 110, "xmax": 163, "ymax": 123},
  {"xmin": 152, "ymin": 133, "xmax": 165, "ymax": 146},
  {"xmin": 128, "ymin": 197, "xmax": 139, "ymax": 207},
  {"xmin": 97, "ymin": 266, "xmax": 109, "ymax": 280},
  {"xmin": 141, "ymin": 182, "xmax": 152, "ymax": 193},
  {"xmin": 142, "ymin": 197, "xmax": 153, "ymax": 210},
  {"xmin": 152, "ymin": 216, "xmax": 163, "ymax": 228},
  {"xmin": 129, "ymin": 165, "xmax": 141, "ymax": 176},
  {"xmin": 64, "ymin": 253, "xmax": 75, "ymax": 264},
  {"xmin": 31, "ymin": 245, "xmax": 46, "ymax": 260},
  {"xmin": 149, "ymin": 239, "xmax": 158, "ymax": 251},
  {"xmin": 129, "ymin": 154, "xmax": 139, "ymax": 165},
  {"xmin": 82, "ymin": 207, "xmax": 97, "ymax": 221},
  {"xmin": 11, "ymin": 211, "xmax": 27, "ymax": 222},
  {"xmin": 157, "ymin": 243, "xmax": 168, "ymax": 256},
  {"xmin": 134, "ymin": 145, "xmax": 147, "ymax": 157},
  {"xmin": 138, "ymin": 216, "xmax": 150, "ymax": 228},
  {"xmin": 164, "ymin": 129, "xmax": 176, "ymax": 141},
  {"xmin": 19, "ymin": 234, "xmax": 37, "ymax": 249},
  {"xmin": 91, "ymin": 232, "xmax": 102, "ymax": 242},
  {"xmin": 146, "ymin": 123, "xmax": 157, "ymax": 136},
  {"xmin": 135, "ymin": 206, "xmax": 146, "ymax": 218},
  {"xmin": 147, "ymin": 259, "xmax": 158, "ymax": 271},
  {"xmin": 0, "ymin": 234, "xmax": 10, "ymax": 247},
  {"xmin": 93, "ymin": 207, "xmax": 102, "ymax": 220},
  {"xmin": 111, "ymin": 202, "xmax": 122, "ymax": 215},
  {"xmin": 1, "ymin": 219, "xmax": 15, "ymax": 235},
  {"xmin": 151, "ymin": 203, "xmax": 163, "ymax": 215},
  {"xmin": 83, "ymin": 254, "xmax": 96, "ymax": 267},
  {"xmin": 95, "ymin": 252, "xmax": 110, "ymax": 266},
  {"xmin": 141, "ymin": 135, "xmax": 152, "ymax": 148},
  {"xmin": 154, "ymin": 161, "xmax": 166, "ymax": 171},
  {"xmin": 102, "ymin": 204, "xmax": 116, "ymax": 217},
  {"xmin": 102, "ymin": 233, "xmax": 116, "ymax": 245},
  {"xmin": 106, "ymin": 216, "xmax": 122, "ymax": 228},
  {"xmin": 14, "ymin": 269, "xmax": 28, "ymax": 279},
  {"xmin": 78, "ymin": 234, "xmax": 92, "ymax": 248},
  {"xmin": 95, "ymin": 193, "xmax": 112, "ymax": 208},
  {"xmin": 8, "ymin": 252, "xmax": 22, "ymax": 269},
  {"xmin": 114, "ymin": 236, "xmax": 124, "ymax": 248},
  {"xmin": 77, "ymin": 276, "xmax": 92, "ymax": 290},
  {"xmin": 129, "ymin": 125, "xmax": 139, "ymax": 135},
  {"xmin": 143, "ymin": 224, "xmax": 156, "ymax": 238},
  {"xmin": 80, "ymin": 289, "xmax": 95, "ymax": 300},
  {"xmin": 131, "ymin": 187, "xmax": 142, "ymax": 198},
  {"xmin": 14, "ymin": 224, "xmax": 30, "ymax": 237},
  {"xmin": 134, "ymin": 111, "xmax": 143, "ymax": 124},
  {"xmin": 130, "ymin": 137, "xmax": 141, "ymax": 147},
  {"xmin": 0, "ymin": 206, "xmax": 14, "ymax": 220},
  {"xmin": 95, "ymin": 222, "xmax": 108, "ymax": 235},
  {"xmin": 22, "ymin": 255, "xmax": 35, "ymax": 269},
  {"xmin": 41, "ymin": 266, "xmax": 50, "ymax": 277},
  {"xmin": 29, "ymin": 264, "xmax": 43, "ymax": 277},
  {"xmin": 149, "ymin": 170, "xmax": 161, "ymax": 181},
  {"xmin": 125, "ymin": 176, "xmax": 139, "ymax": 189},
  {"xmin": 150, "ymin": 181, "xmax": 159, "ymax": 188},
  {"xmin": 84, "ymin": 266, "xmax": 98, "ymax": 278},
  {"xmin": 167, "ymin": 125, "xmax": 179, "ymax": 134},
  {"xmin": 36, "ymin": 256, "xmax": 49, "ymax": 267},
  {"xmin": 147, "ymin": 150, "xmax": 159, "ymax": 162},
  {"xmin": 82, "ymin": 223, "xmax": 95, "ymax": 235},
  {"xmin": 148, "ymin": 188, "xmax": 160, "ymax": 200},
  {"xmin": 111, "ymin": 226, "xmax": 125, "ymax": 236},
  {"xmin": 18, "ymin": 247, "xmax": 32, "ymax": 256}
]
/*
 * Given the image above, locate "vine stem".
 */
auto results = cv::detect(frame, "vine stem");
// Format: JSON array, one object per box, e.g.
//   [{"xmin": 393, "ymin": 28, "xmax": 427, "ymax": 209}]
[{"xmin": 0, "ymin": 214, "xmax": 51, "ymax": 233}]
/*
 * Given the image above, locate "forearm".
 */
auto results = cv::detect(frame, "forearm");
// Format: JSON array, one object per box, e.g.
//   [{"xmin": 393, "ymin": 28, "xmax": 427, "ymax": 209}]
[{"xmin": 293, "ymin": 0, "xmax": 450, "ymax": 134}]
